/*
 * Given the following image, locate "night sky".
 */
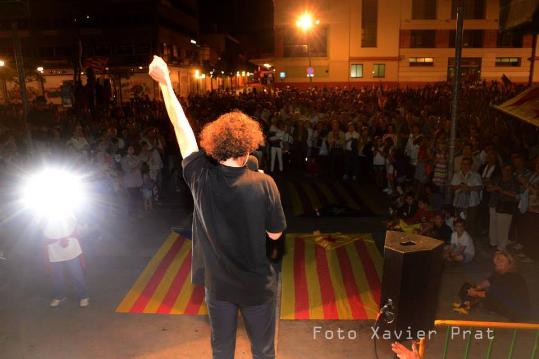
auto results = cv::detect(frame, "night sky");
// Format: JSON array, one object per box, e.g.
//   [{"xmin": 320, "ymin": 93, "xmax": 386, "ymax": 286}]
[{"xmin": 199, "ymin": 0, "xmax": 274, "ymax": 56}]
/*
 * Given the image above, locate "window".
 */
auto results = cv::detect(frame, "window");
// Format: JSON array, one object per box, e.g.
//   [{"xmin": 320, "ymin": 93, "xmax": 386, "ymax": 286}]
[
  {"xmin": 362, "ymin": 0, "xmax": 378, "ymax": 47},
  {"xmin": 283, "ymin": 27, "xmax": 328, "ymax": 57},
  {"xmin": 350, "ymin": 64, "xmax": 363, "ymax": 78},
  {"xmin": 410, "ymin": 30, "xmax": 436, "ymax": 48},
  {"xmin": 495, "ymin": 57, "xmax": 521, "ymax": 67},
  {"xmin": 373, "ymin": 64, "xmax": 385, "ymax": 78},
  {"xmin": 451, "ymin": 0, "xmax": 485, "ymax": 19},
  {"xmin": 497, "ymin": 32, "xmax": 524, "ymax": 48},
  {"xmin": 409, "ymin": 57, "xmax": 434, "ymax": 66},
  {"xmin": 412, "ymin": 0, "xmax": 436, "ymax": 19},
  {"xmin": 449, "ymin": 30, "xmax": 483, "ymax": 48}
]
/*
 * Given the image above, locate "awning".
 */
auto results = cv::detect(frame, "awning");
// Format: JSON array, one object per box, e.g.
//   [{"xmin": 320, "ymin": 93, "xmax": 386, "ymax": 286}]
[{"xmin": 493, "ymin": 86, "xmax": 539, "ymax": 127}]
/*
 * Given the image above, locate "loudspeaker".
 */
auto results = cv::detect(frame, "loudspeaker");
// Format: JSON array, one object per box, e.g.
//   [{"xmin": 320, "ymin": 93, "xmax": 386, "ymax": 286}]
[{"xmin": 379, "ymin": 231, "xmax": 444, "ymax": 339}]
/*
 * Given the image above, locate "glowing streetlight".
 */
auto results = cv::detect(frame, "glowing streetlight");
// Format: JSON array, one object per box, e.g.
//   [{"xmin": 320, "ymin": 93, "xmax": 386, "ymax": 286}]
[
  {"xmin": 295, "ymin": 12, "xmax": 319, "ymax": 83},
  {"xmin": 296, "ymin": 12, "xmax": 318, "ymax": 33},
  {"xmin": 0, "ymin": 60, "xmax": 5, "ymax": 67},
  {"xmin": 36, "ymin": 66, "xmax": 44, "ymax": 73}
]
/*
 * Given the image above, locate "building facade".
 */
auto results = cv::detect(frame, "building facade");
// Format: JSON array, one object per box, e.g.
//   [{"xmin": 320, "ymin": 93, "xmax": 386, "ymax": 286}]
[
  {"xmin": 268, "ymin": 0, "xmax": 537, "ymax": 86},
  {"xmin": 0, "ymin": 0, "xmax": 202, "ymax": 104}
]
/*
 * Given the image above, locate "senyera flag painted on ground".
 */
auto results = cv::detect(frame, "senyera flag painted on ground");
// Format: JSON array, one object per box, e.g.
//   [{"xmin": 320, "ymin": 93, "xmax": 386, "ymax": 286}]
[
  {"xmin": 116, "ymin": 233, "xmax": 207, "ymax": 315},
  {"xmin": 280, "ymin": 233, "xmax": 382, "ymax": 320},
  {"xmin": 117, "ymin": 232, "xmax": 382, "ymax": 320}
]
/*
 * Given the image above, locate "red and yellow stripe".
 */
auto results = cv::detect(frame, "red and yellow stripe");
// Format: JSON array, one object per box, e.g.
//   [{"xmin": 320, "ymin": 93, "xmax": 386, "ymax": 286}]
[
  {"xmin": 281, "ymin": 233, "xmax": 382, "ymax": 320},
  {"xmin": 116, "ymin": 233, "xmax": 207, "ymax": 315}
]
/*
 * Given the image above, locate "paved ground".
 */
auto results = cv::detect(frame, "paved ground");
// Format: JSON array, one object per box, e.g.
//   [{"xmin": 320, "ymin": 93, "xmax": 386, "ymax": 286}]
[{"xmin": 0, "ymin": 175, "xmax": 537, "ymax": 359}]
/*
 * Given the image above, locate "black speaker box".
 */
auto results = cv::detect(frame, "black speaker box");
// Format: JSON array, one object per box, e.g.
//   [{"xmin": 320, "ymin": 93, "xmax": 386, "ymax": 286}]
[{"xmin": 379, "ymin": 231, "xmax": 444, "ymax": 339}]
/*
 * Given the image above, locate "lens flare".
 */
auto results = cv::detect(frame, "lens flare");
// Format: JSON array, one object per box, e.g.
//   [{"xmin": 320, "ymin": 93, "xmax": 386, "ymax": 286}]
[{"xmin": 21, "ymin": 168, "xmax": 86, "ymax": 220}]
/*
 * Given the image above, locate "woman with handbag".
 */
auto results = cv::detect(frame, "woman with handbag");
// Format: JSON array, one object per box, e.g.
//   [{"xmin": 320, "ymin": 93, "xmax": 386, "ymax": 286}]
[{"xmin": 487, "ymin": 164, "xmax": 520, "ymax": 250}]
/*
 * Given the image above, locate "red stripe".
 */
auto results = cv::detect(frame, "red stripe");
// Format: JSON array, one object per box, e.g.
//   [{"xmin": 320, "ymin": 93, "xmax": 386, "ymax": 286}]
[
  {"xmin": 183, "ymin": 284, "xmax": 205, "ymax": 315},
  {"xmin": 293, "ymin": 237, "xmax": 310, "ymax": 319},
  {"xmin": 156, "ymin": 248, "xmax": 193, "ymax": 314},
  {"xmin": 314, "ymin": 245, "xmax": 339, "ymax": 319},
  {"xmin": 290, "ymin": 180, "xmax": 315, "ymax": 215},
  {"xmin": 354, "ymin": 240, "xmax": 381, "ymax": 305},
  {"xmin": 335, "ymin": 247, "xmax": 368, "ymax": 319},
  {"xmin": 130, "ymin": 236, "xmax": 185, "ymax": 312}
]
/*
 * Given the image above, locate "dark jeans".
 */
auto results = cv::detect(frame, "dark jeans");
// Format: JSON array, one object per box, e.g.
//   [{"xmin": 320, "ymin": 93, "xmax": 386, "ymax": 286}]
[
  {"xmin": 205, "ymin": 288, "xmax": 276, "ymax": 359},
  {"xmin": 51, "ymin": 257, "xmax": 88, "ymax": 299}
]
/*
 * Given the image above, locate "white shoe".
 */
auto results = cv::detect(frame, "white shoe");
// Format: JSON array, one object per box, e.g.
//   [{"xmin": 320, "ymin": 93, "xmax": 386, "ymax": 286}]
[
  {"xmin": 49, "ymin": 297, "xmax": 66, "ymax": 308},
  {"xmin": 79, "ymin": 297, "xmax": 90, "ymax": 308}
]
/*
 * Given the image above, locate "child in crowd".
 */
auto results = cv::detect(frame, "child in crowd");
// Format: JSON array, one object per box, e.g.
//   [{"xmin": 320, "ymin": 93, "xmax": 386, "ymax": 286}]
[{"xmin": 445, "ymin": 220, "xmax": 475, "ymax": 263}]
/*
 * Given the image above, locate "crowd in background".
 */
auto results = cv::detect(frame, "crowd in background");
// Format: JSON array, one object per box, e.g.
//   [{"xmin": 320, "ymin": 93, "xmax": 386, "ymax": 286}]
[{"xmin": 0, "ymin": 81, "xmax": 538, "ymax": 262}]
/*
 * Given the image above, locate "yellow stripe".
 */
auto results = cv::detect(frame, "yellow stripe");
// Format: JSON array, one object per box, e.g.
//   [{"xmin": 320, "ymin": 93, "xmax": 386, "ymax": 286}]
[
  {"xmin": 304, "ymin": 239, "xmax": 324, "ymax": 319},
  {"xmin": 325, "ymin": 247, "xmax": 353, "ymax": 319},
  {"xmin": 285, "ymin": 182, "xmax": 304, "ymax": 216},
  {"xmin": 198, "ymin": 303, "xmax": 208, "ymax": 315},
  {"xmin": 301, "ymin": 182, "xmax": 323, "ymax": 211},
  {"xmin": 315, "ymin": 182, "xmax": 338, "ymax": 204},
  {"xmin": 169, "ymin": 273, "xmax": 195, "ymax": 314},
  {"xmin": 280, "ymin": 233, "xmax": 296, "ymax": 320},
  {"xmin": 334, "ymin": 183, "xmax": 360, "ymax": 209},
  {"xmin": 364, "ymin": 239, "xmax": 383, "ymax": 280},
  {"xmin": 345, "ymin": 244, "xmax": 379, "ymax": 319},
  {"xmin": 144, "ymin": 240, "xmax": 191, "ymax": 313},
  {"xmin": 116, "ymin": 233, "xmax": 178, "ymax": 312}
]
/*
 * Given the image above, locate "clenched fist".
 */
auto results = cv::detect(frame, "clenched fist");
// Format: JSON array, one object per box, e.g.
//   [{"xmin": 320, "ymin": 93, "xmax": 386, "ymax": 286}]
[{"xmin": 149, "ymin": 55, "xmax": 170, "ymax": 85}]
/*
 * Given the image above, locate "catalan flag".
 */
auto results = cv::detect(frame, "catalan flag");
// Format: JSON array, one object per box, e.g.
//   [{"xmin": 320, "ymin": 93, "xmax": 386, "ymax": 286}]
[
  {"xmin": 116, "ymin": 233, "xmax": 207, "ymax": 315},
  {"xmin": 117, "ymin": 232, "xmax": 382, "ymax": 321},
  {"xmin": 280, "ymin": 233, "xmax": 382, "ymax": 320},
  {"xmin": 282, "ymin": 179, "xmax": 376, "ymax": 217}
]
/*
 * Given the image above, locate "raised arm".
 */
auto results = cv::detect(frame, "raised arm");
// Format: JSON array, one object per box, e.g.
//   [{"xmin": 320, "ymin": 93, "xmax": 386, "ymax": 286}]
[{"xmin": 148, "ymin": 56, "xmax": 198, "ymax": 158}]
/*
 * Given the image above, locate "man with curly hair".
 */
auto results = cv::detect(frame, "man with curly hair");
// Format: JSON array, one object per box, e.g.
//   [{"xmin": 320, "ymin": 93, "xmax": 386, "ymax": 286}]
[{"xmin": 149, "ymin": 56, "xmax": 286, "ymax": 359}]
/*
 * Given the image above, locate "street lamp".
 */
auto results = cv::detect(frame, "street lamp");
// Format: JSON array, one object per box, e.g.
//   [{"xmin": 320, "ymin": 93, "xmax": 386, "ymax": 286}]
[
  {"xmin": 0, "ymin": 59, "xmax": 5, "ymax": 67},
  {"xmin": 296, "ymin": 12, "xmax": 319, "ymax": 83},
  {"xmin": 36, "ymin": 67, "xmax": 45, "ymax": 97}
]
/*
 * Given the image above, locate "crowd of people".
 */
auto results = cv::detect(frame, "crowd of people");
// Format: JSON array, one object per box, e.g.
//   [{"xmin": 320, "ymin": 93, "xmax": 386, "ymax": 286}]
[{"xmin": 0, "ymin": 79, "xmax": 538, "ymax": 319}]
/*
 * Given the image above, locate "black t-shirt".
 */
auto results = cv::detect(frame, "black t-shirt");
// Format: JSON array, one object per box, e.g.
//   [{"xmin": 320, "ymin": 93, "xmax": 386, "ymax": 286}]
[
  {"xmin": 182, "ymin": 151, "xmax": 287, "ymax": 305},
  {"xmin": 486, "ymin": 272, "xmax": 530, "ymax": 322}
]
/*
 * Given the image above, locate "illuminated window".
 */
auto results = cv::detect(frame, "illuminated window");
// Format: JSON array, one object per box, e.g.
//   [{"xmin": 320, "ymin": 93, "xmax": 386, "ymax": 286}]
[
  {"xmin": 350, "ymin": 64, "xmax": 363, "ymax": 78},
  {"xmin": 495, "ymin": 57, "xmax": 521, "ymax": 67},
  {"xmin": 409, "ymin": 57, "xmax": 434, "ymax": 66},
  {"xmin": 373, "ymin": 64, "xmax": 385, "ymax": 78}
]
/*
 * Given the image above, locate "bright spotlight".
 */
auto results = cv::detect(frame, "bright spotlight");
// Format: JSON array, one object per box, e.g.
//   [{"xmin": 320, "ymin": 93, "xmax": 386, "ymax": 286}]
[
  {"xmin": 296, "ymin": 12, "xmax": 317, "ymax": 32},
  {"xmin": 21, "ymin": 168, "xmax": 87, "ymax": 220}
]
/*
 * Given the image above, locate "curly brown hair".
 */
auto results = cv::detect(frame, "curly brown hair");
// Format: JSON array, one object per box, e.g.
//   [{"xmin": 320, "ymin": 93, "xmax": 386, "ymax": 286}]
[{"xmin": 200, "ymin": 111, "xmax": 264, "ymax": 162}]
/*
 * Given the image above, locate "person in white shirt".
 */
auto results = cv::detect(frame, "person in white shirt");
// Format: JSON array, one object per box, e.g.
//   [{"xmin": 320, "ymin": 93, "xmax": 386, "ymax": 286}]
[
  {"xmin": 450, "ymin": 157, "xmax": 483, "ymax": 234},
  {"xmin": 44, "ymin": 216, "xmax": 89, "ymax": 307},
  {"xmin": 445, "ymin": 220, "xmax": 475, "ymax": 263},
  {"xmin": 343, "ymin": 122, "xmax": 360, "ymax": 180},
  {"xmin": 404, "ymin": 124, "xmax": 422, "ymax": 169},
  {"xmin": 269, "ymin": 121, "xmax": 284, "ymax": 172}
]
